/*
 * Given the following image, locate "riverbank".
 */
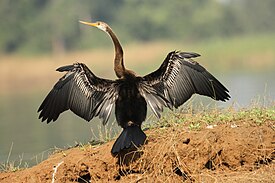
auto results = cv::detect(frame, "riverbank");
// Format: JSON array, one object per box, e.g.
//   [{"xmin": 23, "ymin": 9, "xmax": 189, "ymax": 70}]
[{"xmin": 1, "ymin": 107, "xmax": 274, "ymax": 182}]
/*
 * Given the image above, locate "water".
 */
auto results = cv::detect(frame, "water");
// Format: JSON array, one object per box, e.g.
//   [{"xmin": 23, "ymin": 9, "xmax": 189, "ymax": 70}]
[
  {"xmin": 0, "ymin": 72, "xmax": 274, "ymax": 167},
  {"xmin": 222, "ymin": 72, "xmax": 275, "ymax": 107},
  {"xmin": 0, "ymin": 94, "xmax": 119, "ymax": 167}
]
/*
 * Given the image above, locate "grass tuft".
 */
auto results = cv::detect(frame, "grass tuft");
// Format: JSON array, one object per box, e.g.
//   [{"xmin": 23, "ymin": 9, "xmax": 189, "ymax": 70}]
[{"xmin": 0, "ymin": 143, "xmax": 28, "ymax": 172}]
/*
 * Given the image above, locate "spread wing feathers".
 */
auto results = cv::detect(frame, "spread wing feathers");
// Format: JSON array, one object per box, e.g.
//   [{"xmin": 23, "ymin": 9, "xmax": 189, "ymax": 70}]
[
  {"xmin": 138, "ymin": 83, "xmax": 171, "ymax": 118},
  {"xmin": 38, "ymin": 63, "xmax": 118, "ymax": 124},
  {"xmin": 141, "ymin": 51, "xmax": 230, "ymax": 112}
]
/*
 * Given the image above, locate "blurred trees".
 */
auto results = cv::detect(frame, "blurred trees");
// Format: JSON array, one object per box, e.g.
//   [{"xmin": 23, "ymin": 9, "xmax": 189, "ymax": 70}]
[{"xmin": 0, "ymin": 0, "xmax": 274, "ymax": 54}]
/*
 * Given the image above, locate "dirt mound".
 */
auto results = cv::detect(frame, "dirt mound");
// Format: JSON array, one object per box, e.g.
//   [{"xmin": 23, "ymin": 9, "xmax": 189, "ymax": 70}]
[{"xmin": 0, "ymin": 120, "xmax": 274, "ymax": 182}]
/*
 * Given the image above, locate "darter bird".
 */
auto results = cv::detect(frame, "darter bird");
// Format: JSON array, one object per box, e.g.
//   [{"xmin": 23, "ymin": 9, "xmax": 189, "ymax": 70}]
[{"xmin": 38, "ymin": 21, "xmax": 230, "ymax": 156}]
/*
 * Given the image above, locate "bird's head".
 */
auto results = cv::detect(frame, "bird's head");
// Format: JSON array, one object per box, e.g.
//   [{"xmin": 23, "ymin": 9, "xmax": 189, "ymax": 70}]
[{"xmin": 79, "ymin": 20, "xmax": 108, "ymax": 32}]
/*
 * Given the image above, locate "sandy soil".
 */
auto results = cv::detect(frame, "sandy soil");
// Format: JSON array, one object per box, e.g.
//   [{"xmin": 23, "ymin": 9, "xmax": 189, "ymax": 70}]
[{"xmin": 0, "ymin": 120, "xmax": 274, "ymax": 183}]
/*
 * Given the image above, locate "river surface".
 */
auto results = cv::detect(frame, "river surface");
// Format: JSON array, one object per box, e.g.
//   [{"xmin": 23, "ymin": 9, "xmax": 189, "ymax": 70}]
[{"xmin": 0, "ymin": 72, "xmax": 274, "ymax": 167}]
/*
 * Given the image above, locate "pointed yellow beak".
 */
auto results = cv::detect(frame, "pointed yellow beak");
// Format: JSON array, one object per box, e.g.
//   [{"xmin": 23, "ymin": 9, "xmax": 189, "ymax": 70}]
[{"xmin": 79, "ymin": 20, "xmax": 98, "ymax": 27}]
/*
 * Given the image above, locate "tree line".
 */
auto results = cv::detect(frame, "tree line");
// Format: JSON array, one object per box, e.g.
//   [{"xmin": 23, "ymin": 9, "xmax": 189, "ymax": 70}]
[{"xmin": 1, "ymin": 0, "xmax": 274, "ymax": 54}]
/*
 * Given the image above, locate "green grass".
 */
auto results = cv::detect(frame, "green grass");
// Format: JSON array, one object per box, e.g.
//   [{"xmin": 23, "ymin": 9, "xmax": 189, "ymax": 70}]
[
  {"xmin": 143, "ymin": 104, "xmax": 275, "ymax": 132},
  {"xmin": 130, "ymin": 32, "xmax": 275, "ymax": 75},
  {"xmin": 197, "ymin": 33, "xmax": 275, "ymax": 57},
  {"xmin": 185, "ymin": 33, "xmax": 275, "ymax": 73}
]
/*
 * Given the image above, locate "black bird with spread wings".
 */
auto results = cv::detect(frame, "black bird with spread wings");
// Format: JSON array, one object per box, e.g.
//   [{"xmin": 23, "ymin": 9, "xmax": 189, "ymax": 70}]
[{"xmin": 38, "ymin": 21, "xmax": 230, "ymax": 156}]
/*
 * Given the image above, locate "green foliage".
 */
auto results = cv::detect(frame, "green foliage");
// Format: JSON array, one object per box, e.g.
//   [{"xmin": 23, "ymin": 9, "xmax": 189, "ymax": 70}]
[{"xmin": 1, "ymin": 0, "xmax": 275, "ymax": 54}]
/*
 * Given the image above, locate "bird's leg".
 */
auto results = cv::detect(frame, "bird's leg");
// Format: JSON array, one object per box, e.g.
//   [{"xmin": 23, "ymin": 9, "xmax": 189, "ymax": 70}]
[
  {"xmin": 127, "ymin": 121, "xmax": 134, "ymax": 126},
  {"xmin": 127, "ymin": 121, "xmax": 141, "ymax": 127}
]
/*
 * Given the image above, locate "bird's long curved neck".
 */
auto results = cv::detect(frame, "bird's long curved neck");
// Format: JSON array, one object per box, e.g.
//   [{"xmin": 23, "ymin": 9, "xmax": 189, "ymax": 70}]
[{"xmin": 106, "ymin": 27, "xmax": 126, "ymax": 78}]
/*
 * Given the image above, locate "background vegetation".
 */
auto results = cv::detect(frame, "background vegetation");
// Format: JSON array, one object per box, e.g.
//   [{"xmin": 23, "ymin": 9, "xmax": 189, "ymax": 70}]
[{"xmin": 1, "ymin": 0, "xmax": 275, "ymax": 54}]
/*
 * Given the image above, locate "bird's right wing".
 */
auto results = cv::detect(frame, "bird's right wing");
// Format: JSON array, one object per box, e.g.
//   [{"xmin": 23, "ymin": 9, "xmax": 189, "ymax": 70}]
[
  {"xmin": 140, "ymin": 51, "xmax": 230, "ymax": 118},
  {"xmin": 38, "ymin": 63, "xmax": 118, "ymax": 124}
]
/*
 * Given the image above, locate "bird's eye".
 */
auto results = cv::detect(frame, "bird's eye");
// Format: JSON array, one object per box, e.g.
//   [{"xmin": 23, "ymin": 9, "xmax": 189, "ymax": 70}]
[{"xmin": 97, "ymin": 22, "xmax": 100, "ymax": 26}]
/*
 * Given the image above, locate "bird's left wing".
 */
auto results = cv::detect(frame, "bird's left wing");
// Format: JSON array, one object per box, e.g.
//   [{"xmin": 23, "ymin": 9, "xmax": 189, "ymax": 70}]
[
  {"xmin": 139, "ymin": 51, "xmax": 230, "ymax": 118},
  {"xmin": 38, "ymin": 63, "xmax": 118, "ymax": 124}
]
